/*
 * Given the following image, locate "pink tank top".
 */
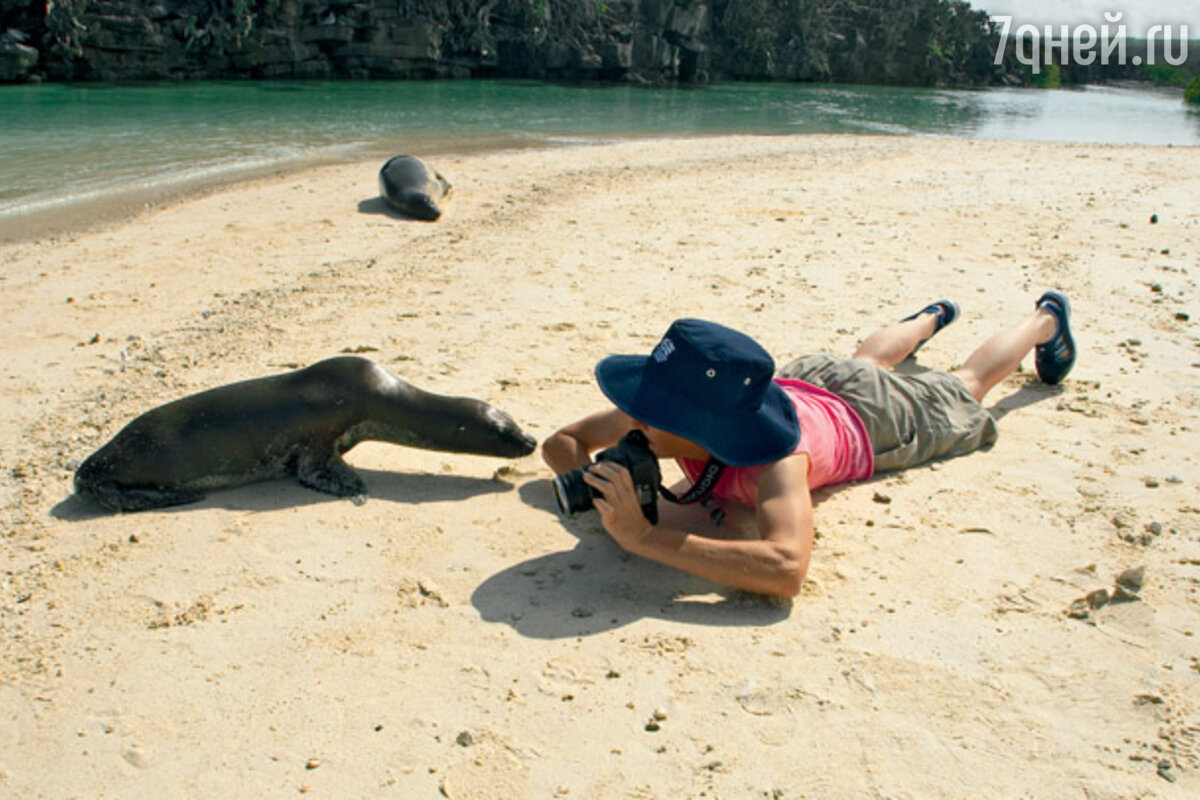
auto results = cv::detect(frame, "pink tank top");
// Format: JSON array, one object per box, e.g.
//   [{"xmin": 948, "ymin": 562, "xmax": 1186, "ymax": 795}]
[{"xmin": 676, "ymin": 378, "xmax": 874, "ymax": 508}]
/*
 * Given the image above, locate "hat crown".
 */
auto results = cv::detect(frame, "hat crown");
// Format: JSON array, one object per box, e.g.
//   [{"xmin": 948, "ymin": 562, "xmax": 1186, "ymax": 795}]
[
  {"xmin": 646, "ymin": 319, "xmax": 776, "ymax": 413},
  {"xmin": 593, "ymin": 318, "xmax": 800, "ymax": 466}
]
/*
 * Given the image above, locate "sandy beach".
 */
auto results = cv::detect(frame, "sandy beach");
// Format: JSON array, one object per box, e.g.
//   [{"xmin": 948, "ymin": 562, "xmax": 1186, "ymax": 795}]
[{"xmin": 1, "ymin": 134, "xmax": 1198, "ymax": 798}]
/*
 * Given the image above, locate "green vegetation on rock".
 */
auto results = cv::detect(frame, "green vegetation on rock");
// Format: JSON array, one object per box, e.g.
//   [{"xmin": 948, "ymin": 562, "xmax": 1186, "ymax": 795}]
[{"xmin": 1185, "ymin": 75, "xmax": 1200, "ymax": 105}]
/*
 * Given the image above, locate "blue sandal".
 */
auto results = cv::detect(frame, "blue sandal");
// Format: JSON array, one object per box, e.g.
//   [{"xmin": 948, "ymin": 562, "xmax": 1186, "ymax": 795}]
[
  {"xmin": 902, "ymin": 299, "xmax": 960, "ymax": 355},
  {"xmin": 1035, "ymin": 290, "xmax": 1075, "ymax": 384}
]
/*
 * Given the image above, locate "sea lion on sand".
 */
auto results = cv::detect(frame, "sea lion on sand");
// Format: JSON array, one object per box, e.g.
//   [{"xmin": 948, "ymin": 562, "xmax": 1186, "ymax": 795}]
[
  {"xmin": 378, "ymin": 155, "xmax": 451, "ymax": 221},
  {"xmin": 74, "ymin": 357, "xmax": 536, "ymax": 512}
]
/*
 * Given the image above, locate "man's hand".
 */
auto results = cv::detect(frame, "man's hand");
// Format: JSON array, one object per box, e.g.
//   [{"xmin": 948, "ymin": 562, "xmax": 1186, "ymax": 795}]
[{"xmin": 582, "ymin": 461, "xmax": 655, "ymax": 551}]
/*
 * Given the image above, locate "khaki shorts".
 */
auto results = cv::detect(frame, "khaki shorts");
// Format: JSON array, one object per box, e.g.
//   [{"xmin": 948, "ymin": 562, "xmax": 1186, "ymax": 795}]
[{"xmin": 778, "ymin": 354, "xmax": 998, "ymax": 473}]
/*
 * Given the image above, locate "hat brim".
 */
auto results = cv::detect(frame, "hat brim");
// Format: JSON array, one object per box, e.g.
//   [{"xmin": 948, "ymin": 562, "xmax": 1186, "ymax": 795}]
[{"xmin": 595, "ymin": 354, "xmax": 800, "ymax": 467}]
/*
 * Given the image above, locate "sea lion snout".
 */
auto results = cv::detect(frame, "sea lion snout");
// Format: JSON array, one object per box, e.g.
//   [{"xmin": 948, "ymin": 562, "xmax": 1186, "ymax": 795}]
[
  {"xmin": 482, "ymin": 405, "xmax": 537, "ymax": 457},
  {"xmin": 402, "ymin": 194, "xmax": 441, "ymax": 221},
  {"xmin": 510, "ymin": 428, "xmax": 538, "ymax": 456}
]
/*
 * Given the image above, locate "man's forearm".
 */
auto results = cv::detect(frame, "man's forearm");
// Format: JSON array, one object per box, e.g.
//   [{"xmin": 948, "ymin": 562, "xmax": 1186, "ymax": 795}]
[{"xmin": 627, "ymin": 526, "xmax": 806, "ymax": 598}]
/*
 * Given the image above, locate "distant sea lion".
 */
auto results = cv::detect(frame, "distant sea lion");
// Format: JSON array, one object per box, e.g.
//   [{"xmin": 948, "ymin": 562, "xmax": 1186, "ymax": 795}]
[
  {"xmin": 74, "ymin": 357, "xmax": 536, "ymax": 512},
  {"xmin": 378, "ymin": 155, "xmax": 452, "ymax": 221}
]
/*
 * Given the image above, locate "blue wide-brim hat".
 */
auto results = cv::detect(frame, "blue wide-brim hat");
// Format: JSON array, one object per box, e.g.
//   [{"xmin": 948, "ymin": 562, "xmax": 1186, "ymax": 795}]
[{"xmin": 595, "ymin": 318, "xmax": 800, "ymax": 467}]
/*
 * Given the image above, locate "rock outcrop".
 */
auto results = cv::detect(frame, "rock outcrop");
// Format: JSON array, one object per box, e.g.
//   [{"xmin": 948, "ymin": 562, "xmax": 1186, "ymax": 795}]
[{"xmin": 0, "ymin": 0, "xmax": 1016, "ymax": 86}]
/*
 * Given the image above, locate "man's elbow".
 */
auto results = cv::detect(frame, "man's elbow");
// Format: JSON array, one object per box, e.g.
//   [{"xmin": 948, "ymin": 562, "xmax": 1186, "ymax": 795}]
[
  {"xmin": 773, "ymin": 549, "xmax": 809, "ymax": 598},
  {"xmin": 776, "ymin": 569, "xmax": 805, "ymax": 598},
  {"xmin": 539, "ymin": 436, "xmax": 557, "ymax": 469},
  {"xmin": 541, "ymin": 433, "xmax": 570, "ymax": 474}
]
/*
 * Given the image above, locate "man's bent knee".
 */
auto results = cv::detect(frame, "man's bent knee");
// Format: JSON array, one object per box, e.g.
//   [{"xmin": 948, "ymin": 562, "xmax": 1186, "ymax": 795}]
[{"xmin": 950, "ymin": 369, "xmax": 986, "ymax": 403}]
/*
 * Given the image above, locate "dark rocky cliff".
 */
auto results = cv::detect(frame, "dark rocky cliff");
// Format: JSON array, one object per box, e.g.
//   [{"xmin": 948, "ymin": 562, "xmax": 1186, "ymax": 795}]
[{"xmin": 1, "ymin": 0, "xmax": 1015, "ymax": 86}]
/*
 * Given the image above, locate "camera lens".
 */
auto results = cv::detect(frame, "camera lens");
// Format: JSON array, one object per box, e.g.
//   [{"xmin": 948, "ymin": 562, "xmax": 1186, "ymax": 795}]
[{"xmin": 552, "ymin": 468, "xmax": 594, "ymax": 516}]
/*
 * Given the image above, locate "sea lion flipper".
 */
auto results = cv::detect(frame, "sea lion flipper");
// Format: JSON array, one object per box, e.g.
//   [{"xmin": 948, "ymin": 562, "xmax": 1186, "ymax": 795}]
[{"xmin": 296, "ymin": 452, "xmax": 367, "ymax": 498}]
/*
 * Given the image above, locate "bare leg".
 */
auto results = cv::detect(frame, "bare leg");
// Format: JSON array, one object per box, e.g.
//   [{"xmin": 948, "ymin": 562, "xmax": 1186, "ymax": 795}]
[
  {"xmin": 952, "ymin": 309, "xmax": 1057, "ymax": 402},
  {"xmin": 853, "ymin": 313, "xmax": 939, "ymax": 369}
]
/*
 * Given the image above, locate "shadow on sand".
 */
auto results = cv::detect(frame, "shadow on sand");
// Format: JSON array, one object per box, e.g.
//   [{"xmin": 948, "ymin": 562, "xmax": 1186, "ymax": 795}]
[
  {"xmin": 50, "ymin": 467, "xmax": 514, "ymax": 521},
  {"xmin": 469, "ymin": 479, "xmax": 792, "ymax": 640},
  {"xmin": 356, "ymin": 196, "xmax": 434, "ymax": 221},
  {"xmin": 988, "ymin": 380, "xmax": 1063, "ymax": 422}
]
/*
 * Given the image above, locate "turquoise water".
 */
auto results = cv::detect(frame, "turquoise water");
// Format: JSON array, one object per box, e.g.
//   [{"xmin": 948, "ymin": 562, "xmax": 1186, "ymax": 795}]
[{"xmin": 1, "ymin": 80, "xmax": 1197, "ymax": 240}]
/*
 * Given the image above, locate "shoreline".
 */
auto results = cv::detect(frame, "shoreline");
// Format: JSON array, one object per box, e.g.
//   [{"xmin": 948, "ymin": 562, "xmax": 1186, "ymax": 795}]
[
  {"xmin": 2, "ymin": 134, "xmax": 1198, "ymax": 797},
  {"xmin": 6, "ymin": 127, "xmax": 1199, "ymax": 249},
  {"xmin": 0, "ymin": 131, "xmax": 571, "ymax": 246},
  {"xmin": 5, "ymin": 78, "xmax": 1200, "ymax": 247}
]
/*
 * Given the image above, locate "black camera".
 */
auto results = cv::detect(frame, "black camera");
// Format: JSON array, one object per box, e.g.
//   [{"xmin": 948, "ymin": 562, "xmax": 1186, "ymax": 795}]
[{"xmin": 552, "ymin": 430, "xmax": 662, "ymax": 523}]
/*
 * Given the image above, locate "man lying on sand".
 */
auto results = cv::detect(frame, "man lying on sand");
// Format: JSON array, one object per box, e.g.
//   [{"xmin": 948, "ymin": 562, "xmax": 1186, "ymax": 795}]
[{"xmin": 542, "ymin": 292, "xmax": 1077, "ymax": 597}]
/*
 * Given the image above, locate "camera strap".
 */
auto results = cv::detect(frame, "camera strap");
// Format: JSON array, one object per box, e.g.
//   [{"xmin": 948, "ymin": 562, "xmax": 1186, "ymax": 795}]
[{"xmin": 658, "ymin": 457, "xmax": 726, "ymax": 506}]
